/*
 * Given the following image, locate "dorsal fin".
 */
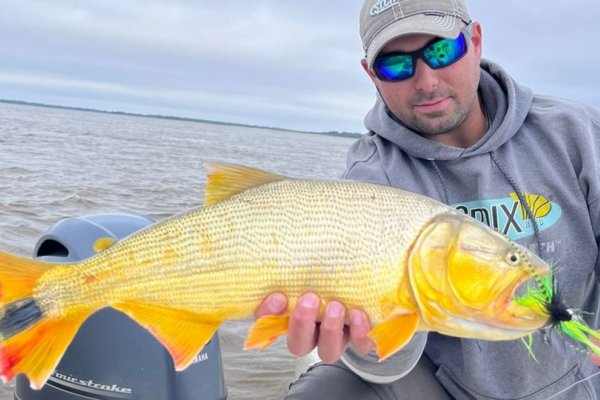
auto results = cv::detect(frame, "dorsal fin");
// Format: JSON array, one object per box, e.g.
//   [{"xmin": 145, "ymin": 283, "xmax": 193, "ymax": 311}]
[{"xmin": 204, "ymin": 162, "xmax": 285, "ymax": 206}]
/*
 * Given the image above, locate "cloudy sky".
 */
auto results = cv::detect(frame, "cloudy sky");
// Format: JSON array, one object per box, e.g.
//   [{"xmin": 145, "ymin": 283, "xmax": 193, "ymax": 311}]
[{"xmin": 1, "ymin": 0, "xmax": 599, "ymax": 133}]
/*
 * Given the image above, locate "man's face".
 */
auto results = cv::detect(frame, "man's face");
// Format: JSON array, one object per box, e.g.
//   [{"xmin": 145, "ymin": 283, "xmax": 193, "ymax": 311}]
[{"xmin": 363, "ymin": 23, "xmax": 483, "ymax": 141}]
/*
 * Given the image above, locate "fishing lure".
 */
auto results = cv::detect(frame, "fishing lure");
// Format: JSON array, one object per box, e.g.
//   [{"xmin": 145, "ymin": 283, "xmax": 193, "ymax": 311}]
[{"xmin": 515, "ymin": 269, "xmax": 600, "ymax": 357}]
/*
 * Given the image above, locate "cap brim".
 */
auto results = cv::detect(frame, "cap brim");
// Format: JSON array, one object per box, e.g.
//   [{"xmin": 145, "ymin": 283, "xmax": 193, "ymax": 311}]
[{"xmin": 366, "ymin": 14, "xmax": 463, "ymax": 69}]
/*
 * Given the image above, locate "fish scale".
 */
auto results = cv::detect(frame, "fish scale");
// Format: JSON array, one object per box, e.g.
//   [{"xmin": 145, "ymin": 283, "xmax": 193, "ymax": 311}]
[
  {"xmin": 0, "ymin": 163, "xmax": 560, "ymax": 390},
  {"xmin": 35, "ymin": 178, "xmax": 436, "ymax": 321}
]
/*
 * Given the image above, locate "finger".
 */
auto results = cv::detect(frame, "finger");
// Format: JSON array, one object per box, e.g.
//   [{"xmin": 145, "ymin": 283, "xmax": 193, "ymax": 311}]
[
  {"xmin": 288, "ymin": 292, "xmax": 320, "ymax": 356},
  {"xmin": 317, "ymin": 301, "xmax": 348, "ymax": 363},
  {"xmin": 591, "ymin": 336, "xmax": 600, "ymax": 366},
  {"xmin": 254, "ymin": 292, "xmax": 288, "ymax": 319},
  {"xmin": 349, "ymin": 309, "xmax": 375, "ymax": 355}
]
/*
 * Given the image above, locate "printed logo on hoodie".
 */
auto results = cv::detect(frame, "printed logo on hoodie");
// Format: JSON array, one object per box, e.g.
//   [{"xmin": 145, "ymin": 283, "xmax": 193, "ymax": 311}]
[{"xmin": 452, "ymin": 192, "xmax": 562, "ymax": 241}]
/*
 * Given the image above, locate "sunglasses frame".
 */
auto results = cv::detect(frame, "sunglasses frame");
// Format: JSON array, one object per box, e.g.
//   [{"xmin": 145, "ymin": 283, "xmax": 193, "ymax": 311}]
[{"xmin": 373, "ymin": 23, "xmax": 474, "ymax": 82}]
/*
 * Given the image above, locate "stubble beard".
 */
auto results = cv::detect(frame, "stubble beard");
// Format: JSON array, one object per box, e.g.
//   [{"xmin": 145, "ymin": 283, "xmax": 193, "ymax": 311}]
[{"xmin": 404, "ymin": 91, "xmax": 472, "ymax": 136}]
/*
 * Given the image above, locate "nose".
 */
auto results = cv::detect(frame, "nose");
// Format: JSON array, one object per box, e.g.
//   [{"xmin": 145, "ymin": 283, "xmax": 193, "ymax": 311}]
[{"xmin": 412, "ymin": 59, "xmax": 439, "ymax": 92}]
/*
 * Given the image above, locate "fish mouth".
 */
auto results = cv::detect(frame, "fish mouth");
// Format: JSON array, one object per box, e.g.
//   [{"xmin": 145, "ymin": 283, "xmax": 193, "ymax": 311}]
[{"xmin": 500, "ymin": 274, "xmax": 551, "ymax": 331}]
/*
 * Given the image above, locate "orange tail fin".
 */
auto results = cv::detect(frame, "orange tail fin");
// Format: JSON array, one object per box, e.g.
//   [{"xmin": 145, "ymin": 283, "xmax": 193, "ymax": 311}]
[{"xmin": 0, "ymin": 251, "xmax": 90, "ymax": 389}]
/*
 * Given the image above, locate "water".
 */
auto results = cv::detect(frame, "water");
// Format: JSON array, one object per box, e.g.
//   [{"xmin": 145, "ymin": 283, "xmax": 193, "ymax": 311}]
[{"xmin": 0, "ymin": 102, "xmax": 357, "ymax": 399}]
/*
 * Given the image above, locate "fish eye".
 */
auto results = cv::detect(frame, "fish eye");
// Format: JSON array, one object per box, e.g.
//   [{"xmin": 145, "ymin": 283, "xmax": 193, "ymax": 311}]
[{"xmin": 506, "ymin": 252, "xmax": 520, "ymax": 266}]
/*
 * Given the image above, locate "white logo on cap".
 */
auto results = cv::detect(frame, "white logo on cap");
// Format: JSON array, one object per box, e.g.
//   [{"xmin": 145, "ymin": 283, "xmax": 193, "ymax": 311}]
[{"xmin": 370, "ymin": 0, "xmax": 399, "ymax": 16}]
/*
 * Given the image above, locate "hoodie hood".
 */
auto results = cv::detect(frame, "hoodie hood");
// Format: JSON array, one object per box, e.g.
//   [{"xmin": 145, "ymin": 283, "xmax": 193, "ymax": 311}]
[
  {"xmin": 364, "ymin": 59, "xmax": 533, "ymax": 161},
  {"xmin": 345, "ymin": 54, "xmax": 600, "ymax": 400}
]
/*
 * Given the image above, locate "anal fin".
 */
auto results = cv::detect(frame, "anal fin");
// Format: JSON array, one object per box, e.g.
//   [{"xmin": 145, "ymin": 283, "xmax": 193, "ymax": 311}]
[
  {"xmin": 244, "ymin": 314, "xmax": 289, "ymax": 350},
  {"xmin": 369, "ymin": 312, "xmax": 419, "ymax": 362},
  {"xmin": 113, "ymin": 302, "xmax": 221, "ymax": 370}
]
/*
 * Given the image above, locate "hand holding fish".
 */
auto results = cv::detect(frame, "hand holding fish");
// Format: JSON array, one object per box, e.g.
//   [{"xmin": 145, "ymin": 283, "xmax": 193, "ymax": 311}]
[{"xmin": 256, "ymin": 292, "xmax": 374, "ymax": 363}]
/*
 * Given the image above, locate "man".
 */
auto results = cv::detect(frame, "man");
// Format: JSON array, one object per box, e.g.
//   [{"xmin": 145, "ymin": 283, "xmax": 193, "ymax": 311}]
[{"xmin": 257, "ymin": 0, "xmax": 600, "ymax": 398}]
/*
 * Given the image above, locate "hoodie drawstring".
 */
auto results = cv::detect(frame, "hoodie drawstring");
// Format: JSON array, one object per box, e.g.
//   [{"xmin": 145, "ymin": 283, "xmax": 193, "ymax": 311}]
[
  {"xmin": 429, "ymin": 153, "xmax": 544, "ymax": 258},
  {"xmin": 490, "ymin": 151, "xmax": 549, "ymax": 345},
  {"xmin": 430, "ymin": 160, "xmax": 450, "ymax": 205},
  {"xmin": 490, "ymin": 151, "xmax": 543, "ymax": 257}
]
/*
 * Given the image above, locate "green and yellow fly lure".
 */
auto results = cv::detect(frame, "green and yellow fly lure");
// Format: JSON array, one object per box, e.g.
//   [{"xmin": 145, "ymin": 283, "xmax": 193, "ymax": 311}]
[{"xmin": 515, "ymin": 270, "xmax": 600, "ymax": 358}]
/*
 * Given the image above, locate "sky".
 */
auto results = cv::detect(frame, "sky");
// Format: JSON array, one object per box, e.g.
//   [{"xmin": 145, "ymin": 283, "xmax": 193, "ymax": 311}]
[{"xmin": 1, "ymin": 0, "xmax": 599, "ymax": 133}]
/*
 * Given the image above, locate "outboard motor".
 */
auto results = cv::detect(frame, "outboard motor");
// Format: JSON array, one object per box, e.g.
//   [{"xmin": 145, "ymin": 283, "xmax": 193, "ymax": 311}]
[{"xmin": 15, "ymin": 213, "xmax": 227, "ymax": 400}]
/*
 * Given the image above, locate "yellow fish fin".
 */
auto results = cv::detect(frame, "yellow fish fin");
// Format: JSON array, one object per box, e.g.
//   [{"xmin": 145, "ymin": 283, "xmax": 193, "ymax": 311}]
[
  {"xmin": 92, "ymin": 237, "xmax": 116, "ymax": 253},
  {"xmin": 113, "ymin": 301, "xmax": 221, "ymax": 370},
  {"xmin": 204, "ymin": 162, "xmax": 285, "ymax": 206},
  {"xmin": 244, "ymin": 314, "xmax": 290, "ymax": 350},
  {"xmin": 1, "ymin": 313, "xmax": 91, "ymax": 389},
  {"xmin": 0, "ymin": 251, "xmax": 89, "ymax": 389},
  {"xmin": 368, "ymin": 312, "xmax": 419, "ymax": 362}
]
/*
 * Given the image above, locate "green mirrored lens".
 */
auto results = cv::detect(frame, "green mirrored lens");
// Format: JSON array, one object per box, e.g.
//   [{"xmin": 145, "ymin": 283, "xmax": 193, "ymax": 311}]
[
  {"xmin": 374, "ymin": 54, "xmax": 414, "ymax": 81},
  {"xmin": 373, "ymin": 27, "xmax": 470, "ymax": 82},
  {"xmin": 423, "ymin": 35, "xmax": 467, "ymax": 69}
]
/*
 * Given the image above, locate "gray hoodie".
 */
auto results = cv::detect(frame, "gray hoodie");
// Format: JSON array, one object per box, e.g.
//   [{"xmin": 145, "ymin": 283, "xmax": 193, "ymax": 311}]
[{"xmin": 341, "ymin": 59, "xmax": 600, "ymax": 399}]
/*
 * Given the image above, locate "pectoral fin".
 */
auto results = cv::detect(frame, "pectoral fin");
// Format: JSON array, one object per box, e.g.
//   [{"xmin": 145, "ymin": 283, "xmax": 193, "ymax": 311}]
[
  {"xmin": 113, "ymin": 302, "xmax": 221, "ymax": 370},
  {"xmin": 244, "ymin": 314, "xmax": 290, "ymax": 350},
  {"xmin": 369, "ymin": 312, "xmax": 419, "ymax": 361}
]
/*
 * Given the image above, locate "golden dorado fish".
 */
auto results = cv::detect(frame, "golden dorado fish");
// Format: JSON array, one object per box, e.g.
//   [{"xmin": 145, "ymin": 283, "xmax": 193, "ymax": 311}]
[{"xmin": 0, "ymin": 163, "xmax": 561, "ymax": 389}]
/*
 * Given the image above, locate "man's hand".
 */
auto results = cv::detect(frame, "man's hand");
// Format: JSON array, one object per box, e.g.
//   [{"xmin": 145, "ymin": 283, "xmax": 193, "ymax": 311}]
[{"xmin": 255, "ymin": 292, "xmax": 375, "ymax": 363}]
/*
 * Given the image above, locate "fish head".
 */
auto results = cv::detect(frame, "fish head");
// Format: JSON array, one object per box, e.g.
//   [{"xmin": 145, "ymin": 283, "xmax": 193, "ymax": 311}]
[{"xmin": 408, "ymin": 213, "xmax": 550, "ymax": 341}]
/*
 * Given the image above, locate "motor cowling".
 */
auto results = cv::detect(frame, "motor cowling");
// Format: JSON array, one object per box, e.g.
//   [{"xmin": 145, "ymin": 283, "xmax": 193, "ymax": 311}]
[{"xmin": 15, "ymin": 213, "xmax": 227, "ymax": 400}]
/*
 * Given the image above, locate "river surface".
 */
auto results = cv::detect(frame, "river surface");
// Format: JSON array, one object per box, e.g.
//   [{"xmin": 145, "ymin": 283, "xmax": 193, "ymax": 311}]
[{"xmin": 0, "ymin": 102, "xmax": 357, "ymax": 399}]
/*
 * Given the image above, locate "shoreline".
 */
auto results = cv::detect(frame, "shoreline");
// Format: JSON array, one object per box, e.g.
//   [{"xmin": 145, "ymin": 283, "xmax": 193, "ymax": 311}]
[{"xmin": 0, "ymin": 99, "xmax": 362, "ymax": 139}]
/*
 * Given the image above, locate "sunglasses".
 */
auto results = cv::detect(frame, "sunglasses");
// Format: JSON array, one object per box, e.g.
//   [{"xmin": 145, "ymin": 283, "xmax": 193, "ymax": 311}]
[{"xmin": 373, "ymin": 23, "xmax": 473, "ymax": 82}]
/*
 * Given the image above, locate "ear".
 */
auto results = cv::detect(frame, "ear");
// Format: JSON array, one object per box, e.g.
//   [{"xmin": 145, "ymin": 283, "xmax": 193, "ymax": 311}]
[
  {"xmin": 361, "ymin": 58, "xmax": 378, "ymax": 82},
  {"xmin": 470, "ymin": 22, "xmax": 483, "ymax": 59}
]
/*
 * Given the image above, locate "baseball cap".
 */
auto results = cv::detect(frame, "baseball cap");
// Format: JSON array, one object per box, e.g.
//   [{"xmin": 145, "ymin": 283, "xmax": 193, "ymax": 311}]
[{"xmin": 360, "ymin": 0, "xmax": 471, "ymax": 69}]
